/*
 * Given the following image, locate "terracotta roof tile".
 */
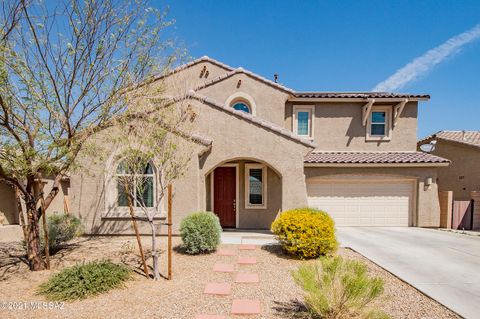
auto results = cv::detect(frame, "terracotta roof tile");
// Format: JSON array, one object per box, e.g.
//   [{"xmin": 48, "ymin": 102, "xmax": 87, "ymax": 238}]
[
  {"xmin": 304, "ymin": 151, "xmax": 449, "ymax": 165},
  {"xmin": 294, "ymin": 92, "xmax": 430, "ymax": 99},
  {"xmin": 419, "ymin": 131, "xmax": 480, "ymax": 149}
]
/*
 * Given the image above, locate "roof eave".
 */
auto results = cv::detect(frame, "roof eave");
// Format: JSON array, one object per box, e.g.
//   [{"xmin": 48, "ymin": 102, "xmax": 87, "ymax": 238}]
[
  {"xmin": 304, "ymin": 162, "xmax": 450, "ymax": 167},
  {"xmin": 289, "ymin": 97, "xmax": 430, "ymax": 103}
]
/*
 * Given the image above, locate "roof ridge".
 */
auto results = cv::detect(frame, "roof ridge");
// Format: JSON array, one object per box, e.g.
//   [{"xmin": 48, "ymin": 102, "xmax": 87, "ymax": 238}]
[
  {"xmin": 193, "ymin": 67, "xmax": 295, "ymax": 94},
  {"xmin": 185, "ymin": 91, "xmax": 315, "ymax": 148}
]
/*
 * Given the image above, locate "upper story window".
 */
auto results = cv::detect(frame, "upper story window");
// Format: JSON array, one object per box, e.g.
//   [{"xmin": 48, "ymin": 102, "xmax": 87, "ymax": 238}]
[
  {"xmin": 371, "ymin": 111, "xmax": 386, "ymax": 135},
  {"xmin": 293, "ymin": 105, "xmax": 314, "ymax": 138},
  {"xmin": 366, "ymin": 106, "xmax": 391, "ymax": 141},
  {"xmin": 225, "ymin": 92, "xmax": 257, "ymax": 115},
  {"xmin": 232, "ymin": 101, "xmax": 251, "ymax": 113},
  {"xmin": 116, "ymin": 160, "xmax": 155, "ymax": 208},
  {"xmin": 245, "ymin": 164, "xmax": 267, "ymax": 209}
]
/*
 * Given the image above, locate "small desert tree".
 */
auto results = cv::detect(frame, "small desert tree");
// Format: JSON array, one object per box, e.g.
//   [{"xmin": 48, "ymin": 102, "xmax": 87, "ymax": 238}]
[
  {"xmin": 0, "ymin": 0, "xmax": 181, "ymax": 270},
  {"xmin": 111, "ymin": 89, "xmax": 197, "ymax": 280}
]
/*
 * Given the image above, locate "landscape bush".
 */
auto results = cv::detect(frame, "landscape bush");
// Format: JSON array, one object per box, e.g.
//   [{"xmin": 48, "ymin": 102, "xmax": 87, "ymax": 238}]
[
  {"xmin": 179, "ymin": 211, "xmax": 222, "ymax": 254},
  {"xmin": 38, "ymin": 261, "xmax": 131, "ymax": 301},
  {"xmin": 271, "ymin": 207, "xmax": 337, "ymax": 258},
  {"xmin": 43, "ymin": 213, "xmax": 83, "ymax": 253},
  {"xmin": 293, "ymin": 256, "xmax": 389, "ymax": 319}
]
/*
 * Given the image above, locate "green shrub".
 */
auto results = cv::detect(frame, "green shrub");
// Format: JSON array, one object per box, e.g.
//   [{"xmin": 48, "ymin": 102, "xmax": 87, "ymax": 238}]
[
  {"xmin": 43, "ymin": 213, "xmax": 83, "ymax": 253},
  {"xmin": 179, "ymin": 211, "xmax": 221, "ymax": 254},
  {"xmin": 38, "ymin": 261, "xmax": 131, "ymax": 301},
  {"xmin": 293, "ymin": 256, "xmax": 389, "ymax": 319},
  {"xmin": 271, "ymin": 207, "xmax": 337, "ymax": 259}
]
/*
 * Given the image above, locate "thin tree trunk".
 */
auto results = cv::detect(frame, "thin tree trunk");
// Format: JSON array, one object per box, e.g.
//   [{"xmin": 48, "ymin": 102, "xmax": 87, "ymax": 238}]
[
  {"xmin": 26, "ymin": 201, "xmax": 43, "ymax": 271},
  {"xmin": 124, "ymin": 184, "xmax": 149, "ymax": 278},
  {"xmin": 167, "ymin": 184, "xmax": 172, "ymax": 280},
  {"xmin": 15, "ymin": 186, "xmax": 28, "ymax": 244},
  {"xmin": 40, "ymin": 197, "xmax": 50, "ymax": 269},
  {"xmin": 149, "ymin": 221, "xmax": 159, "ymax": 280}
]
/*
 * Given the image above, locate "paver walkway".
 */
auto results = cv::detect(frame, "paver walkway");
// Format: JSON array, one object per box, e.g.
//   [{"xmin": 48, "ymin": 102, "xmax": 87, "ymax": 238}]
[{"xmin": 195, "ymin": 242, "xmax": 262, "ymax": 318}]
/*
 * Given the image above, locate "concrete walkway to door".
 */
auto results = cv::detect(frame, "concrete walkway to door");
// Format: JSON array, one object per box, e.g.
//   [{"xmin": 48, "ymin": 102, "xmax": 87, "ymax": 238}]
[{"xmin": 337, "ymin": 227, "xmax": 480, "ymax": 319}]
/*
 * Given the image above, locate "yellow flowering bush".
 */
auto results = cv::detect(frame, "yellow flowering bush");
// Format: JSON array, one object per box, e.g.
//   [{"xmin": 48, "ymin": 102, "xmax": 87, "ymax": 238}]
[{"xmin": 271, "ymin": 208, "xmax": 337, "ymax": 259}]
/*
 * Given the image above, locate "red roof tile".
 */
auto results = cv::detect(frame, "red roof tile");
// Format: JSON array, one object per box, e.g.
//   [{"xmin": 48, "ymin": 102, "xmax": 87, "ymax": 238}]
[
  {"xmin": 419, "ymin": 131, "xmax": 480, "ymax": 149},
  {"xmin": 294, "ymin": 92, "xmax": 430, "ymax": 99},
  {"xmin": 305, "ymin": 151, "xmax": 449, "ymax": 165}
]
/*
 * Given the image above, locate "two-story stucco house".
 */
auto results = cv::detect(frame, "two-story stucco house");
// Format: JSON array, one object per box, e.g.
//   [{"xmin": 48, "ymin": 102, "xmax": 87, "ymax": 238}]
[{"xmin": 68, "ymin": 57, "xmax": 450, "ymax": 235}]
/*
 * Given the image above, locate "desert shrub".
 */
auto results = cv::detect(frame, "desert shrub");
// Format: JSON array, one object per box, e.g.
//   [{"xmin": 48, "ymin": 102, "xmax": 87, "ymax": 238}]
[
  {"xmin": 179, "ymin": 211, "xmax": 221, "ymax": 254},
  {"xmin": 271, "ymin": 207, "xmax": 337, "ymax": 258},
  {"xmin": 293, "ymin": 256, "xmax": 389, "ymax": 319},
  {"xmin": 42, "ymin": 213, "xmax": 83, "ymax": 253},
  {"xmin": 38, "ymin": 261, "xmax": 131, "ymax": 301}
]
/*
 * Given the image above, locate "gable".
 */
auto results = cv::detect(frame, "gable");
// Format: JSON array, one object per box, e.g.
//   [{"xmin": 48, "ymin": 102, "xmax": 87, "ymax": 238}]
[{"xmin": 196, "ymin": 72, "xmax": 293, "ymax": 126}]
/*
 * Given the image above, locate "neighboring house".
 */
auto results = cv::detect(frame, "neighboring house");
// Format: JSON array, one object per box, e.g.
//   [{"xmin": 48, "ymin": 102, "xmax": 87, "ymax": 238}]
[
  {"xmin": 1, "ymin": 57, "xmax": 451, "ymax": 234},
  {"xmin": 418, "ymin": 131, "xmax": 480, "ymax": 200}
]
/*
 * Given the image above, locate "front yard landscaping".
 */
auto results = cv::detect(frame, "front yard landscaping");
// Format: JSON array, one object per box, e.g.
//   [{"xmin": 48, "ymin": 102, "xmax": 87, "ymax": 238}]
[{"xmin": 0, "ymin": 235, "xmax": 459, "ymax": 319}]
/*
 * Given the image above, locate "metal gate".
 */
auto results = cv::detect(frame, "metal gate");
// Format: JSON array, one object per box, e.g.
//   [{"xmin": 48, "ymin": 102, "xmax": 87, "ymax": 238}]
[{"xmin": 452, "ymin": 200, "xmax": 474, "ymax": 230}]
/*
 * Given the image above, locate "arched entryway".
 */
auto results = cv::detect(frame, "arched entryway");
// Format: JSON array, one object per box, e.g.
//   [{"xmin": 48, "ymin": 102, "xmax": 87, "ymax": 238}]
[{"xmin": 205, "ymin": 158, "xmax": 282, "ymax": 229}]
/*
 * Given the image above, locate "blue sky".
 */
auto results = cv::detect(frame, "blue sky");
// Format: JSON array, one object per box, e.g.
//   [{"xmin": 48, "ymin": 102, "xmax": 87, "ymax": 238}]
[{"xmin": 161, "ymin": 0, "xmax": 480, "ymax": 138}]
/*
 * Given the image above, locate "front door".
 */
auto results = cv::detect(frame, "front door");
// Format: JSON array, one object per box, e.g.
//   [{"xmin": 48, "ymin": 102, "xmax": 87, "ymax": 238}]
[{"xmin": 213, "ymin": 167, "xmax": 236, "ymax": 228}]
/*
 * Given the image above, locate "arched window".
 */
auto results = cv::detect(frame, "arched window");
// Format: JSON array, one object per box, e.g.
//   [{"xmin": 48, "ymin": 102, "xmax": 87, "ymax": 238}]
[
  {"xmin": 116, "ymin": 160, "xmax": 155, "ymax": 208},
  {"xmin": 232, "ymin": 101, "xmax": 251, "ymax": 113},
  {"xmin": 225, "ymin": 92, "xmax": 256, "ymax": 115}
]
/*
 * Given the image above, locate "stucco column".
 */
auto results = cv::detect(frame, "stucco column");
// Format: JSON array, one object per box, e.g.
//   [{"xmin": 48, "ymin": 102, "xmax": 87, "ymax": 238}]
[{"xmin": 471, "ymin": 191, "xmax": 480, "ymax": 230}]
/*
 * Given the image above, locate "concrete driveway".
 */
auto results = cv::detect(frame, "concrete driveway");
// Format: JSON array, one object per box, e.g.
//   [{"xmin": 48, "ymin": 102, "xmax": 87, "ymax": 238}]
[{"xmin": 337, "ymin": 227, "xmax": 480, "ymax": 319}]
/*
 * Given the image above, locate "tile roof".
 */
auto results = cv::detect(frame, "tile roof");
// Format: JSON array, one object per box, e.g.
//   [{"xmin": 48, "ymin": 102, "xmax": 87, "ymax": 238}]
[
  {"xmin": 419, "ymin": 131, "xmax": 480, "ymax": 149},
  {"xmin": 304, "ymin": 151, "xmax": 450, "ymax": 165},
  {"xmin": 184, "ymin": 91, "xmax": 316, "ymax": 148},
  {"xmin": 294, "ymin": 92, "xmax": 430, "ymax": 99},
  {"xmin": 194, "ymin": 67, "xmax": 295, "ymax": 94}
]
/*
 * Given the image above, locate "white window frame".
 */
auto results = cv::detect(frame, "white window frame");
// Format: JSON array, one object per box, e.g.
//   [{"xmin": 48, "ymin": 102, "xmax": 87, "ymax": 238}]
[
  {"xmin": 293, "ymin": 105, "xmax": 314, "ymax": 139},
  {"xmin": 366, "ymin": 106, "xmax": 392, "ymax": 141},
  {"xmin": 225, "ymin": 92, "xmax": 257, "ymax": 115},
  {"xmin": 244, "ymin": 163, "xmax": 267, "ymax": 209},
  {"xmin": 115, "ymin": 161, "xmax": 156, "ymax": 208}
]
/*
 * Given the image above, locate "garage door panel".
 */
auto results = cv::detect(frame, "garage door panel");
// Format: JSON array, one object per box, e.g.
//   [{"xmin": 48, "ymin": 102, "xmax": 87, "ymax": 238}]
[{"xmin": 307, "ymin": 180, "xmax": 413, "ymax": 227}]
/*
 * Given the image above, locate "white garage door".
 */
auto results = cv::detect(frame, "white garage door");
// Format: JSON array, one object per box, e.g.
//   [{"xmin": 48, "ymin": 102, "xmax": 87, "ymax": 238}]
[{"xmin": 307, "ymin": 179, "xmax": 414, "ymax": 226}]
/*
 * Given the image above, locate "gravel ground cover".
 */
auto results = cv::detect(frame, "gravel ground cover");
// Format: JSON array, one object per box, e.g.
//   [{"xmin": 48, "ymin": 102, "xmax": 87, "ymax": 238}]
[{"xmin": 0, "ymin": 236, "xmax": 460, "ymax": 319}]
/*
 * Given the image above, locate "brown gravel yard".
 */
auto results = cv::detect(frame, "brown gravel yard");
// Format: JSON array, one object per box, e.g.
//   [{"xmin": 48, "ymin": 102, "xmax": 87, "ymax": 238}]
[{"xmin": 0, "ymin": 236, "xmax": 460, "ymax": 319}]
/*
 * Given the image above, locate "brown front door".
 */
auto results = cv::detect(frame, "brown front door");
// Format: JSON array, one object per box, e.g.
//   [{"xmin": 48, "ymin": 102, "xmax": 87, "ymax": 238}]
[{"xmin": 213, "ymin": 167, "xmax": 236, "ymax": 228}]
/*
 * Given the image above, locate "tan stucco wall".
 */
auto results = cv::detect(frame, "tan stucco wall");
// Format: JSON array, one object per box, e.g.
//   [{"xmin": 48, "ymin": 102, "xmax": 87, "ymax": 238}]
[
  {"xmin": 0, "ymin": 179, "xmax": 69, "ymax": 226},
  {"xmin": 419, "ymin": 140, "xmax": 480, "ymax": 200},
  {"xmin": 160, "ymin": 61, "xmax": 233, "ymax": 96},
  {"xmin": 286, "ymin": 101, "xmax": 419, "ymax": 151},
  {"xmin": 304, "ymin": 166, "xmax": 441, "ymax": 227},
  {"xmin": 70, "ymin": 97, "xmax": 312, "ymax": 234},
  {"xmin": 0, "ymin": 182, "xmax": 17, "ymax": 225},
  {"xmin": 197, "ymin": 73, "xmax": 292, "ymax": 127}
]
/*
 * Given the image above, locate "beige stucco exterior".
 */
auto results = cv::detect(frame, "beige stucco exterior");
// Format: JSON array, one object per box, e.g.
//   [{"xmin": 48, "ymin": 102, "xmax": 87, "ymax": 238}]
[
  {"xmin": 305, "ymin": 166, "xmax": 440, "ymax": 227},
  {"xmin": 1, "ymin": 57, "xmax": 445, "ymax": 235},
  {"xmin": 418, "ymin": 139, "xmax": 480, "ymax": 200}
]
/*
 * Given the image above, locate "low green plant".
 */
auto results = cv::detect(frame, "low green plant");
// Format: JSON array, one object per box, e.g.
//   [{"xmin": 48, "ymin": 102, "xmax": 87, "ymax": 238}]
[
  {"xmin": 179, "ymin": 211, "xmax": 222, "ymax": 254},
  {"xmin": 38, "ymin": 261, "xmax": 131, "ymax": 301},
  {"xmin": 271, "ymin": 207, "xmax": 337, "ymax": 259},
  {"xmin": 43, "ymin": 213, "xmax": 83, "ymax": 253},
  {"xmin": 293, "ymin": 256, "xmax": 389, "ymax": 319}
]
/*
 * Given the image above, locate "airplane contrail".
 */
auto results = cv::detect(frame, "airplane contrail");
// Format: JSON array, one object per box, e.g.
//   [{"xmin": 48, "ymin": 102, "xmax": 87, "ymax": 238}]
[{"xmin": 373, "ymin": 24, "xmax": 480, "ymax": 92}]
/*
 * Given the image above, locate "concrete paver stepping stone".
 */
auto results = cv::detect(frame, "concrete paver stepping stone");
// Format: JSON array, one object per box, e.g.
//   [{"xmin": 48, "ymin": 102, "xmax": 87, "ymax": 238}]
[
  {"xmin": 231, "ymin": 299, "xmax": 261, "ymax": 315},
  {"xmin": 234, "ymin": 272, "xmax": 259, "ymax": 283},
  {"xmin": 194, "ymin": 315, "xmax": 226, "ymax": 319},
  {"xmin": 213, "ymin": 263, "xmax": 235, "ymax": 272},
  {"xmin": 239, "ymin": 244, "xmax": 256, "ymax": 250},
  {"xmin": 204, "ymin": 283, "xmax": 231, "ymax": 295},
  {"xmin": 217, "ymin": 248, "xmax": 236, "ymax": 256},
  {"xmin": 238, "ymin": 256, "xmax": 256, "ymax": 264}
]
